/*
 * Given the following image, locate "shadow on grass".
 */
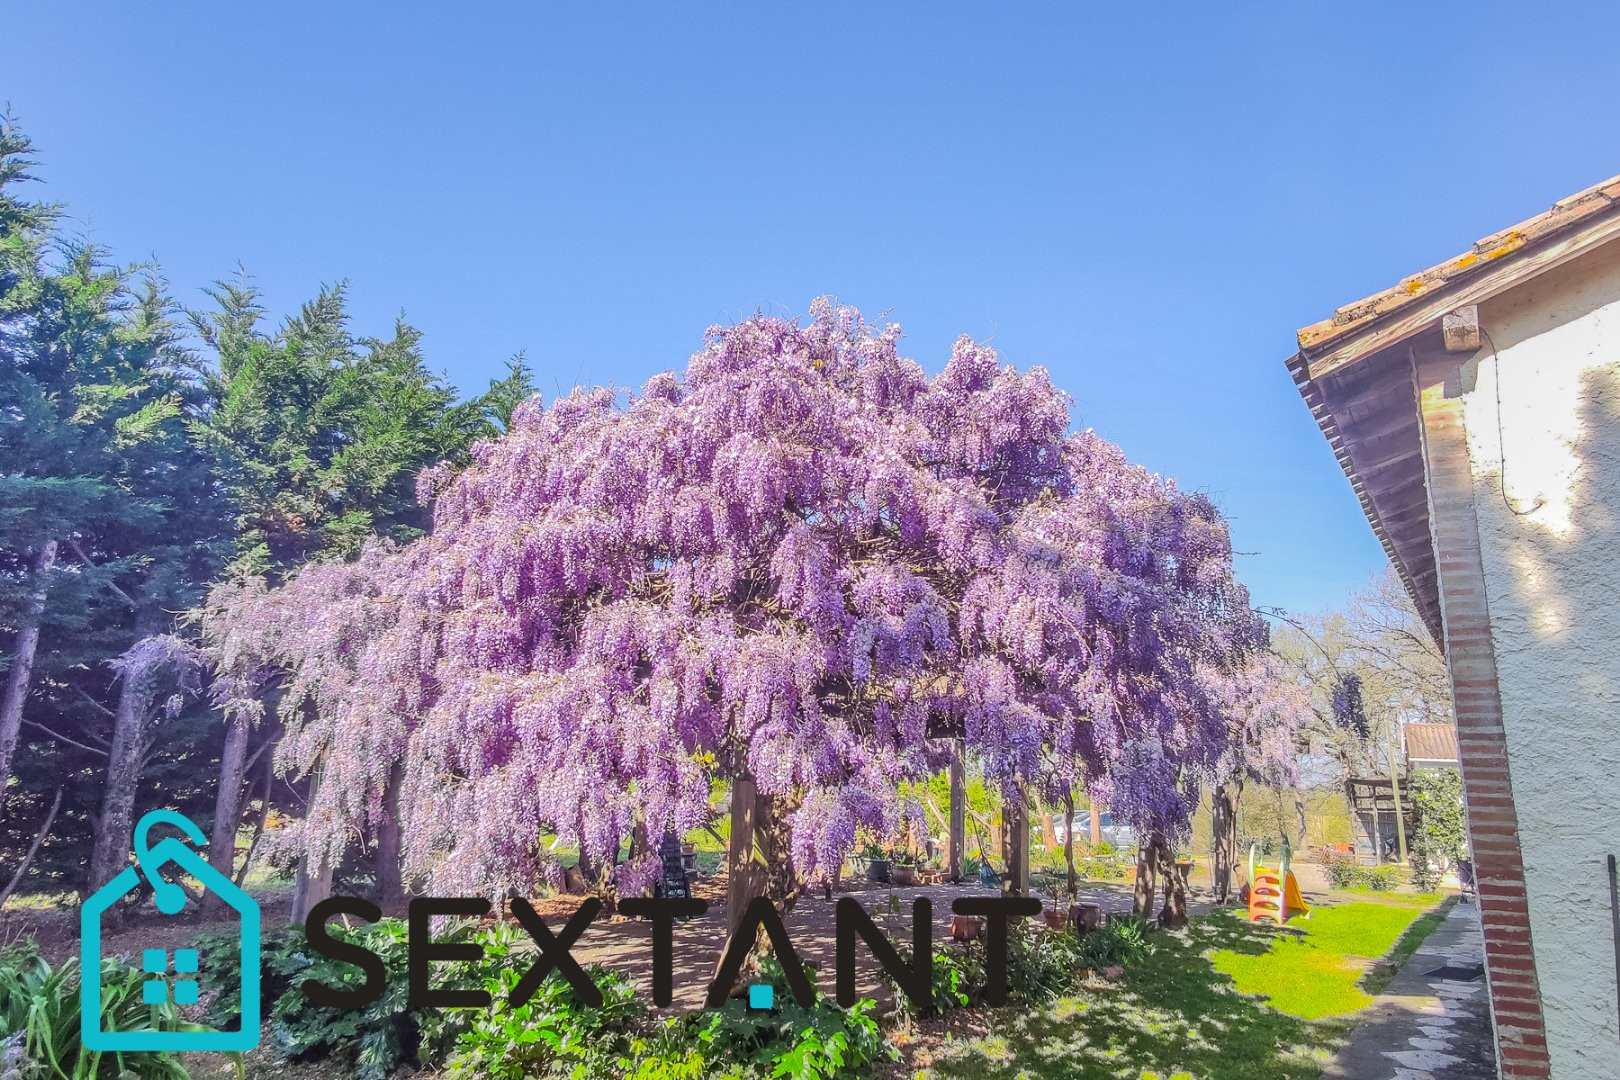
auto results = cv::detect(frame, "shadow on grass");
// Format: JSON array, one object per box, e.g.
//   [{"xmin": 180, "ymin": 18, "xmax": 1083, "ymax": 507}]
[{"xmin": 923, "ymin": 912, "xmax": 1348, "ymax": 1080}]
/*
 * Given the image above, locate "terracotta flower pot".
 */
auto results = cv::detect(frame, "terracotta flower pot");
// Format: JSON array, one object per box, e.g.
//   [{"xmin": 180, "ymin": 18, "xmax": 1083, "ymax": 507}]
[
  {"xmin": 951, "ymin": 915, "xmax": 984, "ymax": 942},
  {"xmin": 1044, "ymin": 909, "xmax": 1068, "ymax": 931},
  {"xmin": 892, "ymin": 865, "xmax": 916, "ymax": 886}
]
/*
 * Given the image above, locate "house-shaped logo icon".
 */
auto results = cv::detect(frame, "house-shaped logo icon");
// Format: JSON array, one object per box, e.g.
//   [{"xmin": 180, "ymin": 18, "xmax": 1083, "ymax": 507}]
[{"xmin": 80, "ymin": 809, "xmax": 261, "ymax": 1053}]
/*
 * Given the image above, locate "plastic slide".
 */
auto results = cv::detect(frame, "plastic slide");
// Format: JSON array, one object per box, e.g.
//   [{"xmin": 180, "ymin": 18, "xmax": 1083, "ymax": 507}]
[{"xmin": 1247, "ymin": 843, "xmax": 1310, "ymax": 924}]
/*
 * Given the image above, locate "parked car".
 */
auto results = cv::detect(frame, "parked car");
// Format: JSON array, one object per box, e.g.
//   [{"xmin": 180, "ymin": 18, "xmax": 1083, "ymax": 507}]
[{"xmin": 1052, "ymin": 811, "xmax": 1137, "ymax": 851}]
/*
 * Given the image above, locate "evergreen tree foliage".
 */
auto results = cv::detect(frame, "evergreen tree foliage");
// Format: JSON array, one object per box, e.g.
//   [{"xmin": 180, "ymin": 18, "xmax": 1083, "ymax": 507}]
[{"xmin": 191, "ymin": 281, "xmax": 533, "ymax": 576}]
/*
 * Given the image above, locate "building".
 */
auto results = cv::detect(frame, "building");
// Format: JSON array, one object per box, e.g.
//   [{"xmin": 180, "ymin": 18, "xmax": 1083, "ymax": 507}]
[
  {"xmin": 1404, "ymin": 721, "xmax": 1460, "ymax": 771},
  {"xmin": 1289, "ymin": 176, "xmax": 1620, "ymax": 1079}
]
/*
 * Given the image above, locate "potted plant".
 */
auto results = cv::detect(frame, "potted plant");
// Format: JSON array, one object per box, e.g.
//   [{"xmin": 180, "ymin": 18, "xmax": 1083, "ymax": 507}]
[
  {"xmin": 891, "ymin": 851, "xmax": 917, "ymax": 887},
  {"xmin": 860, "ymin": 841, "xmax": 890, "ymax": 884}
]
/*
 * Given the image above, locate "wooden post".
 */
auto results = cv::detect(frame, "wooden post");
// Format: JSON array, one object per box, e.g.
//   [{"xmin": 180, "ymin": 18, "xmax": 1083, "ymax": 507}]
[
  {"xmin": 1089, "ymin": 802, "xmax": 1102, "ymax": 847},
  {"xmin": 1001, "ymin": 787, "xmax": 1029, "ymax": 896},
  {"xmin": 947, "ymin": 747, "xmax": 965, "ymax": 883},
  {"xmin": 724, "ymin": 775, "xmax": 762, "ymax": 940}
]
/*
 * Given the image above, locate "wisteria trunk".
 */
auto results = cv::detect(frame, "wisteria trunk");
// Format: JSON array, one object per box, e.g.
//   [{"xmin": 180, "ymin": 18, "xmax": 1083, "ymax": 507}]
[
  {"xmin": 722, "ymin": 776, "xmax": 802, "ymax": 965},
  {"xmin": 205, "ymin": 711, "xmax": 252, "ymax": 915},
  {"xmin": 1212, "ymin": 783, "xmax": 1238, "ymax": 905},
  {"xmin": 89, "ymin": 659, "xmax": 160, "ymax": 898},
  {"xmin": 1157, "ymin": 836, "xmax": 1188, "ymax": 930},
  {"xmin": 0, "ymin": 540, "xmax": 57, "ymax": 811},
  {"xmin": 291, "ymin": 764, "xmax": 333, "ymax": 924},
  {"xmin": 374, "ymin": 762, "xmax": 407, "ymax": 913},
  {"xmin": 1131, "ymin": 835, "xmax": 1158, "ymax": 919}
]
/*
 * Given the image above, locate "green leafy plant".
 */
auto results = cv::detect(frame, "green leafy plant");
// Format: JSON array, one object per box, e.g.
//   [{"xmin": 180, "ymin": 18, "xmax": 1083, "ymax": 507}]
[
  {"xmin": 444, "ymin": 966, "xmax": 647, "ymax": 1080},
  {"xmin": 204, "ymin": 914, "xmax": 494, "ymax": 1080},
  {"xmin": 1324, "ymin": 854, "xmax": 1402, "ymax": 892},
  {"xmin": 679, "ymin": 959, "xmax": 892, "ymax": 1080},
  {"xmin": 885, "ymin": 942, "xmax": 986, "ymax": 1023},
  {"xmin": 1078, "ymin": 915, "xmax": 1151, "ymax": 970},
  {"xmin": 0, "ymin": 942, "xmax": 210, "ymax": 1079},
  {"xmin": 1409, "ymin": 769, "xmax": 1467, "ymax": 891},
  {"xmin": 1004, "ymin": 924, "xmax": 1084, "ymax": 1002}
]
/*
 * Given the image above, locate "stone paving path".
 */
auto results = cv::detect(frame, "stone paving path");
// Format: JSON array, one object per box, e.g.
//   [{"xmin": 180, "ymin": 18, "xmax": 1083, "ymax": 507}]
[{"xmin": 1325, "ymin": 900, "xmax": 1498, "ymax": 1080}]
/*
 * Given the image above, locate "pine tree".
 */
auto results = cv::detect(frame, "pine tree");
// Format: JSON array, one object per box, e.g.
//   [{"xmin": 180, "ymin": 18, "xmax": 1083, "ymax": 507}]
[{"xmin": 0, "ymin": 116, "xmax": 228, "ymax": 895}]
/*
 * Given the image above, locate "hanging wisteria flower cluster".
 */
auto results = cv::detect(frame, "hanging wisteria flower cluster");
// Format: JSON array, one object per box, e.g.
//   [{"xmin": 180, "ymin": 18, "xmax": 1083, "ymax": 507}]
[{"xmin": 204, "ymin": 298, "xmax": 1281, "ymax": 898}]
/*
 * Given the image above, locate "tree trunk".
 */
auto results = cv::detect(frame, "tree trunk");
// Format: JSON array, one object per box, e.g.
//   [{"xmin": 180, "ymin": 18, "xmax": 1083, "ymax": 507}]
[
  {"xmin": 1294, "ymin": 791, "xmax": 1308, "ymax": 849},
  {"xmin": 1089, "ymin": 801, "xmax": 1102, "ymax": 847},
  {"xmin": 1062, "ymin": 791, "xmax": 1077, "ymax": 900},
  {"xmin": 1037, "ymin": 796, "xmax": 1059, "ymax": 854},
  {"xmin": 374, "ymin": 762, "xmax": 407, "ymax": 913},
  {"xmin": 204, "ymin": 710, "xmax": 253, "ymax": 914},
  {"xmin": 946, "ymin": 747, "xmax": 965, "ymax": 883},
  {"xmin": 723, "ymin": 775, "xmax": 764, "ymax": 942},
  {"xmin": 1132, "ymin": 835, "xmax": 1158, "ymax": 919},
  {"xmin": 89, "ymin": 659, "xmax": 161, "ymax": 896},
  {"xmin": 291, "ymin": 765, "xmax": 332, "ymax": 924},
  {"xmin": 234, "ymin": 756, "xmax": 274, "ymax": 886},
  {"xmin": 291, "ymin": 854, "xmax": 333, "ymax": 924},
  {"xmin": 1000, "ymin": 788, "xmax": 1029, "ymax": 896},
  {"xmin": 0, "ymin": 540, "xmax": 57, "ymax": 809},
  {"xmin": 1212, "ymin": 783, "xmax": 1237, "ymax": 905},
  {"xmin": 1157, "ymin": 835, "xmax": 1188, "ymax": 930}
]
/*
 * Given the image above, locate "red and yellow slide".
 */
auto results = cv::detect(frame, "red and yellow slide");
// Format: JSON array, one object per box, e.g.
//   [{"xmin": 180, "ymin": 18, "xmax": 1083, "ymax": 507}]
[{"xmin": 1247, "ymin": 844, "xmax": 1310, "ymax": 925}]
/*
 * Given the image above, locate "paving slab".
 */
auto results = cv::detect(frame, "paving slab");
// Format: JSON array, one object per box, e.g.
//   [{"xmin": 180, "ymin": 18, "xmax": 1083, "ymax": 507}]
[{"xmin": 1325, "ymin": 901, "xmax": 1498, "ymax": 1080}]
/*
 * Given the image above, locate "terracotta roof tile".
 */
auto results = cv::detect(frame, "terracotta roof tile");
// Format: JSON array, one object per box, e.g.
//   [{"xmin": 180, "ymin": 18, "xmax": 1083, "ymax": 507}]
[
  {"xmin": 1297, "ymin": 174, "xmax": 1620, "ymax": 354},
  {"xmin": 1405, "ymin": 722, "xmax": 1458, "ymax": 765}
]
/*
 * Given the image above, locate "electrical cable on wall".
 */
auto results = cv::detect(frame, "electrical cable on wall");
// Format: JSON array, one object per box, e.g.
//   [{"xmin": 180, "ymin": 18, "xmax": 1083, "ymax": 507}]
[{"xmin": 1481, "ymin": 326, "xmax": 1546, "ymax": 517}]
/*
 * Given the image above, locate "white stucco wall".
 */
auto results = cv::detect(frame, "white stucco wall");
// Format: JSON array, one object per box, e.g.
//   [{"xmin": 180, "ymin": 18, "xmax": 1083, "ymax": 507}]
[{"xmin": 1464, "ymin": 241, "xmax": 1620, "ymax": 1077}]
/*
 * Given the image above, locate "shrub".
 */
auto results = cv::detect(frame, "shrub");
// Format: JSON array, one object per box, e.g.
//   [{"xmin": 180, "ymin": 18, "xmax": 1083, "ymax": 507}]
[
  {"xmin": 198, "ymin": 915, "xmax": 500, "ymax": 1080},
  {"xmin": 443, "ymin": 966, "xmax": 647, "ymax": 1080},
  {"xmin": 1410, "ymin": 769, "xmax": 1467, "ymax": 891},
  {"xmin": 1324, "ymin": 854, "xmax": 1402, "ymax": 892},
  {"xmin": 1005, "ymin": 924, "xmax": 1085, "ymax": 1002},
  {"xmin": 885, "ymin": 942, "xmax": 985, "ymax": 1023},
  {"xmin": 1078, "ymin": 916, "xmax": 1151, "ymax": 970},
  {"xmin": 0, "ymin": 941, "xmax": 202, "ymax": 1079},
  {"xmin": 676, "ymin": 959, "xmax": 892, "ymax": 1080}
]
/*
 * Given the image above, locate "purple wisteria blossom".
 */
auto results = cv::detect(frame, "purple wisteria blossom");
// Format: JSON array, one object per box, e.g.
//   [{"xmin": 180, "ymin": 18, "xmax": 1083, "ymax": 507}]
[{"xmin": 204, "ymin": 300, "xmax": 1275, "ymax": 898}]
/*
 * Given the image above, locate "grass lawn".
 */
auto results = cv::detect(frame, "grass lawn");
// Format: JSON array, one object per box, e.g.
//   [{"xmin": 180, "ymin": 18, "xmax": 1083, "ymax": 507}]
[
  {"xmin": 912, "ymin": 896, "xmax": 1448, "ymax": 1080},
  {"xmin": 1209, "ymin": 895, "xmax": 1446, "ymax": 1020}
]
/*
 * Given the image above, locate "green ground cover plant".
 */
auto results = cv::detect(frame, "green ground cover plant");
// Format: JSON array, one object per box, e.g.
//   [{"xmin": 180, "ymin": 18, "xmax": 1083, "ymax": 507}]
[{"xmin": 0, "ymin": 941, "xmax": 210, "ymax": 1080}]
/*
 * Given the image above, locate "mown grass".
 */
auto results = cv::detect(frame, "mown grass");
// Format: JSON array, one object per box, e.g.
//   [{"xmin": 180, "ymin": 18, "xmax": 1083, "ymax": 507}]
[
  {"xmin": 1209, "ymin": 896, "xmax": 1439, "ymax": 1020},
  {"xmin": 917, "ymin": 915, "xmax": 1351, "ymax": 1080},
  {"xmin": 917, "ymin": 896, "xmax": 1447, "ymax": 1079}
]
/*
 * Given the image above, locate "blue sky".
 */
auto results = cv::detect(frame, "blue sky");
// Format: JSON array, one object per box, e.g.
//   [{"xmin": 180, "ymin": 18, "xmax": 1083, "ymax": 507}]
[{"xmin": 10, "ymin": 4, "xmax": 1620, "ymax": 615}]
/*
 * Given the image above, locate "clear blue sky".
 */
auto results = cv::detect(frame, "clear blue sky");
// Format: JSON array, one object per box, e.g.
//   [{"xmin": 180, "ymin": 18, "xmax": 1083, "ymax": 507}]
[{"xmin": 11, "ymin": 4, "xmax": 1620, "ymax": 615}]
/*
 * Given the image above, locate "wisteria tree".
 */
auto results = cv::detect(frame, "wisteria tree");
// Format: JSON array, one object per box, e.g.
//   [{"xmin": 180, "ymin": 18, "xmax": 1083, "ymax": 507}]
[
  {"xmin": 206, "ymin": 299, "xmax": 1268, "ymax": 921},
  {"xmin": 1203, "ymin": 653, "xmax": 1310, "ymax": 906}
]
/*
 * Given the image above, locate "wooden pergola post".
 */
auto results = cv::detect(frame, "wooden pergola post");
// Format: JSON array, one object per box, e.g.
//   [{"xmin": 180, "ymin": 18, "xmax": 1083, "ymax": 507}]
[{"xmin": 946, "ymin": 745, "xmax": 966, "ymax": 883}]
